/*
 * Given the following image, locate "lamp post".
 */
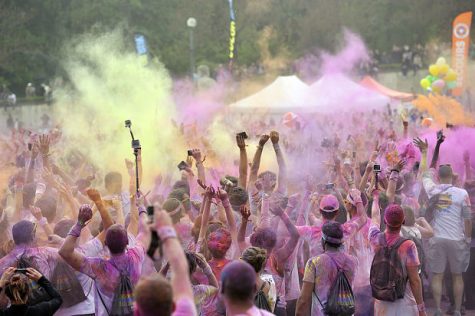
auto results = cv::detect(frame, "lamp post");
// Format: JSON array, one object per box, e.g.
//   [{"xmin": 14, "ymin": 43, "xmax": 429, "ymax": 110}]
[{"xmin": 187, "ymin": 17, "xmax": 197, "ymax": 80}]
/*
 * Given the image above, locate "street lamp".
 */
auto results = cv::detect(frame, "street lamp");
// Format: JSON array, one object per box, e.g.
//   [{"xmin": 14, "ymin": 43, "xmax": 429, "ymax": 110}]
[{"xmin": 187, "ymin": 17, "xmax": 197, "ymax": 80}]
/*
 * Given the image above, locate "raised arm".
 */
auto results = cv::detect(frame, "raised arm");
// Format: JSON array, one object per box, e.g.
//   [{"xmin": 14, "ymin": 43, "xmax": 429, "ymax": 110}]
[
  {"xmin": 270, "ymin": 131, "xmax": 287, "ymax": 192},
  {"xmin": 413, "ymin": 138, "xmax": 428, "ymax": 174},
  {"xmin": 192, "ymin": 149, "xmax": 206, "ymax": 187},
  {"xmin": 386, "ymin": 160, "xmax": 405, "ymax": 204},
  {"xmin": 195, "ymin": 253, "xmax": 218, "ymax": 288},
  {"xmin": 359, "ymin": 146, "xmax": 379, "ymax": 191},
  {"xmin": 38, "ymin": 134, "xmax": 51, "ymax": 171},
  {"xmin": 464, "ymin": 151, "xmax": 472, "ymax": 181},
  {"xmin": 217, "ymin": 189, "xmax": 238, "ymax": 246},
  {"xmin": 197, "ymin": 189, "xmax": 213, "ymax": 251},
  {"xmin": 27, "ymin": 268, "xmax": 63, "ymax": 314},
  {"xmin": 155, "ymin": 210, "xmax": 194, "ymax": 303},
  {"xmin": 371, "ymin": 190, "xmax": 381, "ymax": 228},
  {"xmin": 249, "ymin": 134, "xmax": 270, "ymax": 184},
  {"xmin": 429, "ymin": 131, "xmax": 445, "ymax": 169},
  {"xmin": 236, "ymin": 134, "xmax": 248, "ymax": 189},
  {"xmin": 86, "ymin": 189, "xmax": 114, "ymax": 244},
  {"xmin": 273, "ymin": 206, "xmax": 300, "ymax": 262},
  {"xmin": 238, "ymin": 206, "xmax": 251, "ymax": 252},
  {"xmin": 59, "ymin": 205, "xmax": 92, "ymax": 271}
]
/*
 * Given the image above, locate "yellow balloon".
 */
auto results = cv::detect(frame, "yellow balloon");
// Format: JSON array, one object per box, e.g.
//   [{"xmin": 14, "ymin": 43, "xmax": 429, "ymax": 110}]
[
  {"xmin": 420, "ymin": 78, "xmax": 430, "ymax": 90},
  {"xmin": 445, "ymin": 70, "xmax": 457, "ymax": 81},
  {"xmin": 436, "ymin": 57, "xmax": 446, "ymax": 65},
  {"xmin": 429, "ymin": 64, "xmax": 439, "ymax": 76},
  {"xmin": 438, "ymin": 63, "xmax": 449, "ymax": 75}
]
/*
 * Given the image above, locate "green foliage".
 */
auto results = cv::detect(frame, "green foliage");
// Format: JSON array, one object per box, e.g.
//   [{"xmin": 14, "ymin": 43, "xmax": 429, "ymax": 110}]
[{"xmin": 0, "ymin": 0, "xmax": 474, "ymax": 94}]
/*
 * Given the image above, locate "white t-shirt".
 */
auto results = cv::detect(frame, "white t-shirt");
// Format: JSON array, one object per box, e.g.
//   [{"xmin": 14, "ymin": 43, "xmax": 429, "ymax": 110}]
[{"xmin": 423, "ymin": 170, "xmax": 471, "ymax": 240}]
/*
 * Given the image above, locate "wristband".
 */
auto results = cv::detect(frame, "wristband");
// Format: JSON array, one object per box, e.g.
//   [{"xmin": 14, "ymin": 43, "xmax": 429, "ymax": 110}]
[
  {"xmin": 257, "ymin": 145, "xmax": 263, "ymax": 150},
  {"xmin": 273, "ymin": 143, "xmax": 280, "ymax": 150},
  {"xmin": 417, "ymin": 303, "xmax": 425, "ymax": 312},
  {"xmin": 138, "ymin": 205, "xmax": 147, "ymax": 216},
  {"xmin": 157, "ymin": 226, "xmax": 177, "ymax": 242},
  {"xmin": 389, "ymin": 171, "xmax": 399, "ymax": 181},
  {"xmin": 68, "ymin": 222, "xmax": 84, "ymax": 238},
  {"xmin": 390, "ymin": 169, "xmax": 400, "ymax": 174},
  {"xmin": 38, "ymin": 217, "xmax": 48, "ymax": 226}
]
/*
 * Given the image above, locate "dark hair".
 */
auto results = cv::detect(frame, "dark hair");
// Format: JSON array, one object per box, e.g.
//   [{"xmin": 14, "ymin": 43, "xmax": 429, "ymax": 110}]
[
  {"xmin": 104, "ymin": 172, "xmax": 122, "ymax": 189},
  {"xmin": 250, "ymin": 228, "xmax": 277, "ymax": 251},
  {"xmin": 172, "ymin": 180, "xmax": 190, "ymax": 195},
  {"xmin": 242, "ymin": 247, "xmax": 267, "ymax": 273},
  {"xmin": 12, "ymin": 220, "xmax": 35, "ymax": 245},
  {"xmin": 105, "ymin": 224, "xmax": 128, "ymax": 254},
  {"xmin": 54, "ymin": 219, "xmax": 76, "ymax": 238},
  {"xmin": 320, "ymin": 209, "xmax": 338, "ymax": 221},
  {"xmin": 134, "ymin": 274, "xmax": 173, "ymax": 316},
  {"xmin": 185, "ymin": 252, "xmax": 198, "ymax": 276},
  {"xmin": 162, "ymin": 198, "xmax": 182, "ymax": 224},
  {"xmin": 228, "ymin": 186, "xmax": 248, "ymax": 211},
  {"xmin": 35, "ymin": 195, "xmax": 57, "ymax": 223},
  {"xmin": 5, "ymin": 273, "xmax": 30, "ymax": 304},
  {"xmin": 221, "ymin": 261, "xmax": 256, "ymax": 303},
  {"xmin": 322, "ymin": 221, "xmax": 343, "ymax": 249},
  {"xmin": 438, "ymin": 165, "xmax": 453, "ymax": 179}
]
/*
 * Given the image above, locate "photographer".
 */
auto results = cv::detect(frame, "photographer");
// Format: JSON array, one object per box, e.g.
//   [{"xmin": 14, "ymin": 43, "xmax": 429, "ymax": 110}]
[{"xmin": 0, "ymin": 267, "xmax": 63, "ymax": 315}]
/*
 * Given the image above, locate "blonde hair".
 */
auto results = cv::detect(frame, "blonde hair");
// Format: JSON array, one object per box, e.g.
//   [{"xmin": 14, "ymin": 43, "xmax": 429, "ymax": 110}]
[
  {"xmin": 242, "ymin": 247, "xmax": 267, "ymax": 273},
  {"xmin": 5, "ymin": 273, "xmax": 30, "ymax": 304}
]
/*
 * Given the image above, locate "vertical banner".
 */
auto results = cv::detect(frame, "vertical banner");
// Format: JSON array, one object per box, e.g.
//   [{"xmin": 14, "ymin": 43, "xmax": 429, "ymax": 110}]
[
  {"xmin": 134, "ymin": 33, "xmax": 149, "ymax": 66},
  {"xmin": 228, "ymin": 0, "xmax": 236, "ymax": 69},
  {"xmin": 451, "ymin": 11, "xmax": 472, "ymax": 96}
]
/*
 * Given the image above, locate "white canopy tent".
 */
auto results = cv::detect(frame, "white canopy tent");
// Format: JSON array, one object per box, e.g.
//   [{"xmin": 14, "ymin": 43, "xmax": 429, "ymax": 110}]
[
  {"xmin": 305, "ymin": 73, "xmax": 390, "ymax": 113},
  {"xmin": 229, "ymin": 75, "xmax": 310, "ymax": 113}
]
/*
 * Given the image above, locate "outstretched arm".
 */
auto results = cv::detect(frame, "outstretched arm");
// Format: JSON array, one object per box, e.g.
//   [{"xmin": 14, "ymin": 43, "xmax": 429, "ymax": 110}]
[
  {"xmin": 464, "ymin": 151, "xmax": 472, "ymax": 181},
  {"xmin": 371, "ymin": 190, "xmax": 381, "ymax": 228},
  {"xmin": 155, "ymin": 210, "xmax": 194, "ymax": 304},
  {"xmin": 271, "ymin": 131, "xmax": 287, "ymax": 192},
  {"xmin": 236, "ymin": 134, "xmax": 248, "ymax": 189},
  {"xmin": 430, "ymin": 131, "xmax": 445, "ymax": 169},
  {"xmin": 387, "ymin": 160, "xmax": 405, "ymax": 204},
  {"xmin": 413, "ymin": 138, "xmax": 428, "ymax": 174},
  {"xmin": 249, "ymin": 134, "xmax": 270, "ymax": 184},
  {"xmin": 238, "ymin": 206, "xmax": 251, "ymax": 252},
  {"xmin": 59, "ymin": 205, "xmax": 92, "ymax": 271},
  {"xmin": 274, "ymin": 211, "xmax": 300, "ymax": 262}
]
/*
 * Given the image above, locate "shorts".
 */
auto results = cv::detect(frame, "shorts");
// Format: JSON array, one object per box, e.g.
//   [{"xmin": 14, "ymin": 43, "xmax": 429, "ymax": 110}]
[{"xmin": 428, "ymin": 237, "xmax": 470, "ymax": 274}]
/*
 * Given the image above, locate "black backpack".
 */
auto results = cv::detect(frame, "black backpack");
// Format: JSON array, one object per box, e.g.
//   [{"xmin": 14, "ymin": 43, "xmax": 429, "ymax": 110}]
[
  {"xmin": 370, "ymin": 235, "xmax": 409, "ymax": 301},
  {"xmin": 50, "ymin": 259, "xmax": 87, "ymax": 308},
  {"xmin": 254, "ymin": 282, "xmax": 272, "ymax": 312},
  {"xmin": 314, "ymin": 254, "xmax": 355, "ymax": 316},
  {"xmin": 16, "ymin": 254, "xmax": 51, "ymax": 305},
  {"xmin": 401, "ymin": 227, "xmax": 426, "ymax": 277}
]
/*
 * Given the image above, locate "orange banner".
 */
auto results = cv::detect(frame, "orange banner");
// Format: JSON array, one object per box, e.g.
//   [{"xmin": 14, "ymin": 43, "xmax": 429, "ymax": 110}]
[{"xmin": 451, "ymin": 11, "xmax": 472, "ymax": 96}]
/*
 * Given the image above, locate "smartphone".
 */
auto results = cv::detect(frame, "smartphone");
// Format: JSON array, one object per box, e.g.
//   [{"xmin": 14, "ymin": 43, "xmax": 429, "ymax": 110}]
[
  {"xmin": 373, "ymin": 164, "xmax": 381, "ymax": 172},
  {"xmin": 146, "ymin": 206, "xmax": 154, "ymax": 224},
  {"xmin": 325, "ymin": 183, "xmax": 335, "ymax": 190},
  {"xmin": 237, "ymin": 132, "xmax": 248, "ymax": 139},
  {"xmin": 177, "ymin": 161, "xmax": 188, "ymax": 171},
  {"xmin": 28, "ymin": 143, "xmax": 32, "ymax": 151},
  {"xmin": 15, "ymin": 268, "xmax": 28, "ymax": 274},
  {"xmin": 437, "ymin": 130, "xmax": 443, "ymax": 139},
  {"xmin": 187, "ymin": 150, "xmax": 193, "ymax": 156},
  {"xmin": 125, "ymin": 120, "xmax": 132, "ymax": 128}
]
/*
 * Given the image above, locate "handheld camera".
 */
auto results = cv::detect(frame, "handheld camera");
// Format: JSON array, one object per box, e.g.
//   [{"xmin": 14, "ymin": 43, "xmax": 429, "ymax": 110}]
[{"xmin": 237, "ymin": 132, "xmax": 248, "ymax": 139}]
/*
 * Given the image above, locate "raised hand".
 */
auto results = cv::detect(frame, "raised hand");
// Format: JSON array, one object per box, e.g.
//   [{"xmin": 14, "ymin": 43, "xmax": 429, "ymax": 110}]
[
  {"xmin": 25, "ymin": 268, "xmax": 43, "ymax": 282},
  {"xmin": 413, "ymin": 137, "xmax": 428, "ymax": 153},
  {"xmin": 240, "ymin": 205, "xmax": 251, "ymax": 220},
  {"xmin": 392, "ymin": 159, "xmax": 407, "ymax": 172},
  {"xmin": 38, "ymin": 134, "xmax": 50, "ymax": 156},
  {"xmin": 77, "ymin": 204, "xmax": 93, "ymax": 226},
  {"xmin": 259, "ymin": 134, "xmax": 270, "ymax": 147},
  {"xmin": 30, "ymin": 206, "xmax": 43, "ymax": 221},
  {"xmin": 270, "ymin": 131, "xmax": 279, "ymax": 144},
  {"xmin": 86, "ymin": 188, "xmax": 102, "ymax": 204},
  {"xmin": 216, "ymin": 188, "xmax": 228, "ymax": 202},
  {"xmin": 436, "ymin": 130, "xmax": 445, "ymax": 144},
  {"xmin": 236, "ymin": 134, "xmax": 246, "ymax": 149},
  {"xmin": 191, "ymin": 149, "xmax": 202, "ymax": 162}
]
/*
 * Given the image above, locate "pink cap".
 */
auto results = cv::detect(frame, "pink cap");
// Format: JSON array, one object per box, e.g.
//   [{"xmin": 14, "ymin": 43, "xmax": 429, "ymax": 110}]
[
  {"xmin": 384, "ymin": 204, "xmax": 405, "ymax": 227},
  {"xmin": 319, "ymin": 194, "xmax": 339, "ymax": 212}
]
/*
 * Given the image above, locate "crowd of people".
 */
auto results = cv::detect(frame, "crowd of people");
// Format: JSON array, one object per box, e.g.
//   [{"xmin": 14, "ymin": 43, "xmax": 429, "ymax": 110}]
[{"xmin": 0, "ymin": 100, "xmax": 473, "ymax": 316}]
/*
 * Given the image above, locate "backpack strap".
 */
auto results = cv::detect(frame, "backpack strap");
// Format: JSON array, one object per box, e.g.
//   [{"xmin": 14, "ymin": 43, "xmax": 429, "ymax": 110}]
[{"xmin": 94, "ymin": 280, "xmax": 111, "ymax": 316}]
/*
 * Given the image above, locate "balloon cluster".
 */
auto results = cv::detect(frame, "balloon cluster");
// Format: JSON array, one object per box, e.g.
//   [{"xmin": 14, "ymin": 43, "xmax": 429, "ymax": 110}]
[{"xmin": 420, "ymin": 57, "xmax": 457, "ymax": 93}]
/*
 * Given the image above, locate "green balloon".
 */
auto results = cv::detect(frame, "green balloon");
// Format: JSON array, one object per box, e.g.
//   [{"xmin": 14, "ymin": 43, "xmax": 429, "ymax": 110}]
[{"xmin": 427, "ymin": 75, "xmax": 437, "ymax": 83}]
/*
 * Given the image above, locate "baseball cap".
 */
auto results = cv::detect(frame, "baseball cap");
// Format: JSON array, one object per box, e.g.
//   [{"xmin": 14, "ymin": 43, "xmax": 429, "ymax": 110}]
[
  {"xmin": 319, "ymin": 194, "xmax": 339, "ymax": 212},
  {"xmin": 384, "ymin": 204, "xmax": 405, "ymax": 228}
]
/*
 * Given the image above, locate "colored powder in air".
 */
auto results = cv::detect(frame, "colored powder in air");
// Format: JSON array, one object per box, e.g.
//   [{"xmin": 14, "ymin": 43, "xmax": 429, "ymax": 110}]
[
  {"xmin": 412, "ymin": 94, "xmax": 474, "ymax": 127},
  {"xmin": 53, "ymin": 30, "xmax": 185, "ymax": 186}
]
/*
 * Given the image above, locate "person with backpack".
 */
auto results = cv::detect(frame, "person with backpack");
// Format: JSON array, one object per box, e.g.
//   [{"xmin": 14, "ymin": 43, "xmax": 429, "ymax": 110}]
[
  {"xmin": 242, "ymin": 246, "xmax": 276, "ymax": 312},
  {"xmin": 220, "ymin": 260, "xmax": 274, "ymax": 316},
  {"xmin": 296, "ymin": 221, "xmax": 358, "ymax": 316},
  {"xmin": 59, "ymin": 204, "xmax": 149, "ymax": 316},
  {"xmin": 369, "ymin": 190, "xmax": 426, "ymax": 316},
  {"xmin": 0, "ymin": 266, "xmax": 62, "ymax": 315}
]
